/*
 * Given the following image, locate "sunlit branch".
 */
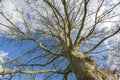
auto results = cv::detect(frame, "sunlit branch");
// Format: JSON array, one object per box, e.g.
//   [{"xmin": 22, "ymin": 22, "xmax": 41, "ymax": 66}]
[{"xmin": 0, "ymin": 69, "xmax": 66, "ymax": 75}]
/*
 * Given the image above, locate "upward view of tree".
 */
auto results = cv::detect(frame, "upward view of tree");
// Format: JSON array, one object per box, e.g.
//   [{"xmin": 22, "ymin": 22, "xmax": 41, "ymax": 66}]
[{"xmin": 0, "ymin": 0, "xmax": 120, "ymax": 80}]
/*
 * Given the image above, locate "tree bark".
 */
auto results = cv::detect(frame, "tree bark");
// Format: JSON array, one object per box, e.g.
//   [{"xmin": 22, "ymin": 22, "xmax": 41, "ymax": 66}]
[{"xmin": 67, "ymin": 50, "xmax": 118, "ymax": 80}]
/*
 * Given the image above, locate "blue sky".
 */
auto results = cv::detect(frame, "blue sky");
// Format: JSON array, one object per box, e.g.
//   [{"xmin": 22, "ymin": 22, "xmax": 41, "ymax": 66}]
[{"xmin": 0, "ymin": 36, "xmax": 75, "ymax": 79}]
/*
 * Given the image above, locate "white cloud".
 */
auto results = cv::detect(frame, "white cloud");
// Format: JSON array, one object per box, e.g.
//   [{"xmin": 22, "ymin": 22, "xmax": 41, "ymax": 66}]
[
  {"xmin": 0, "ymin": 51, "xmax": 8, "ymax": 62},
  {"xmin": 0, "ymin": 0, "xmax": 15, "ymax": 33},
  {"xmin": 111, "ymin": 0, "xmax": 119, "ymax": 4},
  {"xmin": 0, "ymin": 51, "xmax": 8, "ymax": 72},
  {"xmin": 89, "ymin": 0, "xmax": 120, "ymax": 72}
]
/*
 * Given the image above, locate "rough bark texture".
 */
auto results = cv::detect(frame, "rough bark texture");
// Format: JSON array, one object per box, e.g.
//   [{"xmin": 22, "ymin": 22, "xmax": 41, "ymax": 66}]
[{"xmin": 67, "ymin": 50, "xmax": 118, "ymax": 80}]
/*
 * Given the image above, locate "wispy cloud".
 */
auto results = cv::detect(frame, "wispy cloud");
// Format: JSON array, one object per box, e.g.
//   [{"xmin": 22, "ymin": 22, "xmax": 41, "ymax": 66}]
[
  {"xmin": 0, "ymin": 51, "xmax": 8, "ymax": 62},
  {"xmin": 0, "ymin": 51, "xmax": 8, "ymax": 72}
]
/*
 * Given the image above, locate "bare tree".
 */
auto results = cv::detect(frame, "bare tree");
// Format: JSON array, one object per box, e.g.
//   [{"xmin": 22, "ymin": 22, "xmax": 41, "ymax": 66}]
[{"xmin": 0, "ymin": 0, "xmax": 120, "ymax": 80}]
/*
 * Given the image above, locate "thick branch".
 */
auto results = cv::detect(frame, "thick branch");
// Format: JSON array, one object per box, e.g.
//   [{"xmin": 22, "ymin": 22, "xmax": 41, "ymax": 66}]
[{"xmin": 0, "ymin": 69, "xmax": 65, "ymax": 75}]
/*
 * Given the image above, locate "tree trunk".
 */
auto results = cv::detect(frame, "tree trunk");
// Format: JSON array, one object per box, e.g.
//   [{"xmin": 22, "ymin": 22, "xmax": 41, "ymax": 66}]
[{"xmin": 67, "ymin": 50, "xmax": 118, "ymax": 80}]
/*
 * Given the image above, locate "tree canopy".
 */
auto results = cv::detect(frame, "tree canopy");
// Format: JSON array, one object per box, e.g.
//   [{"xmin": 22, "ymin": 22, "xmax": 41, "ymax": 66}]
[{"xmin": 0, "ymin": 0, "xmax": 120, "ymax": 80}]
